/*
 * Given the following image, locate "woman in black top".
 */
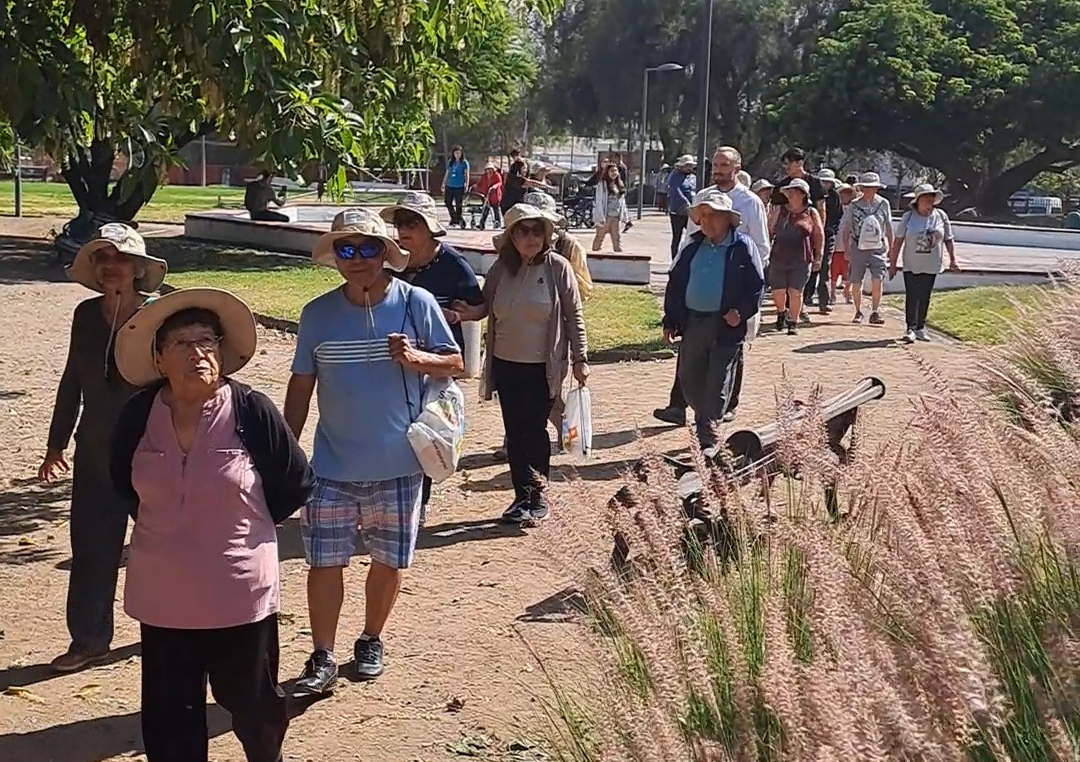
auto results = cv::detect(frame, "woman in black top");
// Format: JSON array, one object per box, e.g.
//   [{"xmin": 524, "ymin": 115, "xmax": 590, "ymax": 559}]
[{"xmin": 39, "ymin": 223, "xmax": 168, "ymax": 673}]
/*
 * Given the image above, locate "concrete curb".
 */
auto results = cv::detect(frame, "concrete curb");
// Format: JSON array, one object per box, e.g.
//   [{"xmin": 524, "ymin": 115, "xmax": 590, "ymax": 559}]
[{"xmin": 160, "ymin": 284, "xmax": 674, "ymax": 364}]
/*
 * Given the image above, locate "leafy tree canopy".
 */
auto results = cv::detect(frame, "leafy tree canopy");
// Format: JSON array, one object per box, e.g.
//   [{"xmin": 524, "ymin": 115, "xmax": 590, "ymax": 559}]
[
  {"xmin": 0, "ymin": 0, "xmax": 559, "ymax": 221},
  {"xmin": 774, "ymin": 0, "xmax": 1080, "ymax": 212},
  {"xmin": 536, "ymin": 0, "xmax": 834, "ymax": 170}
]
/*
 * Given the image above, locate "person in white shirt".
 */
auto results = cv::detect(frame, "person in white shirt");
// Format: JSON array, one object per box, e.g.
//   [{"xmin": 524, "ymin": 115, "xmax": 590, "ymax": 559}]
[{"xmin": 654, "ymin": 146, "xmax": 768, "ymax": 427}]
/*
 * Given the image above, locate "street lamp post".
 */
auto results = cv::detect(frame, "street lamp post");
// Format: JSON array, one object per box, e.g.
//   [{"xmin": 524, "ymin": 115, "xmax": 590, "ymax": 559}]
[
  {"xmin": 637, "ymin": 62, "xmax": 685, "ymax": 220},
  {"xmin": 696, "ymin": 0, "xmax": 715, "ymax": 188}
]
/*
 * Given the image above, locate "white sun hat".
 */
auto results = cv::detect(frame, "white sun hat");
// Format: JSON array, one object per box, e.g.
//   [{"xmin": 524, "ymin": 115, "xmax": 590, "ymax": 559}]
[
  {"xmin": 67, "ymin": 223, "xmax": 168, "ymax": 294},
  {"xmin": 910, "ymin": 183, "xmax": 944, "ymax": 204},
  {"xmin": 689, "ymin": 188, "xmax": 742, "ymax": 226},
  {"xmin": 855, "ymin": 171, "xmax": 886, "ymax": 188}
]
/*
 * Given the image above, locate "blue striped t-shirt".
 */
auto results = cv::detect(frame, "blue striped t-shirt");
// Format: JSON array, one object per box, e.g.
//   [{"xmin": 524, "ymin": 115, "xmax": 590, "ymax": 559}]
[{"xmin": 291, "ymin": 281, "xmax": 458, "ymax": 482}]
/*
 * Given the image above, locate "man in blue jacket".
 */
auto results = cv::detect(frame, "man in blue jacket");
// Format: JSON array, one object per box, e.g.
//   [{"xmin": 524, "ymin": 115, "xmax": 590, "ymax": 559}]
[
  {"xmin": 666, "ymin": 154, "xmax": 698, "ymax": 260},
  {"xmin": 663, "ymin": 188, "xmax": 764, "ymax": 448}
]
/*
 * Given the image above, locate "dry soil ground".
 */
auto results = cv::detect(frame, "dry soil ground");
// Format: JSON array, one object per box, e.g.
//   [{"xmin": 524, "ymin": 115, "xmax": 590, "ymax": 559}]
[{"xmin": 0, "ymin": 218, "xmax": 981, "ymax": 761}]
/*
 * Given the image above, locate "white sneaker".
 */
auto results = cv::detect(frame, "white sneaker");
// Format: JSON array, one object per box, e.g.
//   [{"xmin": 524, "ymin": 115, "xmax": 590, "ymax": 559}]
[
  {"xmin": 901, "ymin": 329, "xmax": 915, "ymax": 344},
  {"xmin": 914, "ymin": 328, "xmax": 931, "ymax": 342}
]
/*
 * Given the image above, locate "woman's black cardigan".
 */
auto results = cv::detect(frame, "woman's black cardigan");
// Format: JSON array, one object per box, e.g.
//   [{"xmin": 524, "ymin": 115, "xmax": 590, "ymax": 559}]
[{"xmin": 110, "ymin": 378, "xmax": 315, "ymax": 524}]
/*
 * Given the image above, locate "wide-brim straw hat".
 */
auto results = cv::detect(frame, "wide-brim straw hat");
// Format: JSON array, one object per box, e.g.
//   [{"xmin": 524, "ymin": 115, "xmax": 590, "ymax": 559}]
[
  {"xmin": 855, "ymin": 172, "xmax": 886, "ymax": 188},
  {"xmin": 379, "ymin": 190, "xmax": 447, "ymax": 237},
  {"xmin": 115, "ymin": 287, "xmax": 257, "ymax": 387},
  {"xmin": 68, "ymin": 222, "xmax": 168, "ymax": 294},
  {"xmin": 910, "ymin": 183, "xmax": 944, "ymax": 205},
  {"xmin": 689, "ymin": 188, "xmax": 742, "ymax": 226},
  {"xmin": 492, "ymin": 203, "xmax": 557, "ymax": 249},
  {"xmin": 314, "ymin": 208, "xmax": 409, "ymax": 272}
]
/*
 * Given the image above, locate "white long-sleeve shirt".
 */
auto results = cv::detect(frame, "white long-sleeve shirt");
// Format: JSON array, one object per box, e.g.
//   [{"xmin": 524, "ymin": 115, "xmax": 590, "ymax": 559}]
[{"xmin": 684, "ymin": 182, "xmax": 771, "ymax": 265}]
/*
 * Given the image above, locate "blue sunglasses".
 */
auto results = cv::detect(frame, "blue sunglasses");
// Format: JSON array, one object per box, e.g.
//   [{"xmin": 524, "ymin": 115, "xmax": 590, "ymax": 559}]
[{"xmin": 333, "ymin": 239, "xmax": 384, "ymax": 260}]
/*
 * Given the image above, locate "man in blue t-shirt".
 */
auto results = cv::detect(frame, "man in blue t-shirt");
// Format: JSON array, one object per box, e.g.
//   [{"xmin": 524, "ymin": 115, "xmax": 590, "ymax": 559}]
[
  {"xmin": 380, "ymin": 192, "xmax": 484, "ymax": 514},
  {"xmin": 283, "ymin": 208, "xmax": 462, "ymax": 695}
]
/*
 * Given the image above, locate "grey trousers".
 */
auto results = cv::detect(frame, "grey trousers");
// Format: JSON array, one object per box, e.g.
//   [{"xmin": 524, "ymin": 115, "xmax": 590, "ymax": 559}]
[
  {"xmin": 678, "ymin": 312, "xmax": 743, "ymax": 448},
  {"xmin": 67, "ymin": 450, "xmax": 132, "ymax": 652}
]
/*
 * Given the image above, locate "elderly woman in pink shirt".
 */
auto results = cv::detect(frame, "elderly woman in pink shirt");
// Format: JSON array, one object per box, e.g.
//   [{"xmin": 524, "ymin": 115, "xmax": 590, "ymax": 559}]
[{"xmin": 110, "ymin": 287, "xmax": 313, "ymax": 762}]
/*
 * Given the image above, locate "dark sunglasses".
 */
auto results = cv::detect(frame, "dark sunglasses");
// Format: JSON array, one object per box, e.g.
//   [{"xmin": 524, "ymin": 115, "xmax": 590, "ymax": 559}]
[
  {"xmin": 512, "ymin": 222, "xmax": 547, "ymax": 238},
  {"xmin": 392, "ymin": 212, "xmax": 425, "ymax": 228},
  {"xmin": 333, "ymin": 239, "xmax": 384, "ymax": 260}
]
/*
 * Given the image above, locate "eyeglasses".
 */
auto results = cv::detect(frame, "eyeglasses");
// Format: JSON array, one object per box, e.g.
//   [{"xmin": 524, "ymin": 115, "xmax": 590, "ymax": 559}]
[
  {"xmin": 333, "ymin": 239, "xmax": 384, "ymax": 260},
  {"xmin": 165, "ymin": 336, "xmax": 221, "ymax": 353},
  {"xmin": 392, "ymin": 212, "xmax": 425, "ymax": 229},
  {"xmin": 512, "ymin": 222, "xmax": 547, "ymax": 238}
]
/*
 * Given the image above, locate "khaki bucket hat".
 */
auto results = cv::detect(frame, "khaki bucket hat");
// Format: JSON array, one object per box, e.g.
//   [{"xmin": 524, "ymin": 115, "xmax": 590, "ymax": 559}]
[
  {"xmin": 114, "ymin": 287, "xmax": 258, "ymax": 387},
  {"xmin": 379, "ymin": 191, "xmax": 447, "ymax": 237},
  {"xmin": 67, "ymin": 223, "xmax": 168, "ymax": 293},
  {"xmin": 689, "ymin": 188, "xmax": 742, "ymax": 226},
  {"xmin": 492, "ymin": 204, "xmax": 556, "ymax": 250},
  {"xmin": 313, "ymin": 208, "xmax": 409, "ymax": 272}
]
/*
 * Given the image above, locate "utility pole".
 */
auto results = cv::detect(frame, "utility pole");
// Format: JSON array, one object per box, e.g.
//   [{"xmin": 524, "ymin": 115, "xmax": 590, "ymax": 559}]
[
  {"xmin": 13, "ymin": 142, "xmax": 22, "ymax": 217},
  {"xmin": 696, "ymin": 0, "xmax": 715, "ymax": 188}
]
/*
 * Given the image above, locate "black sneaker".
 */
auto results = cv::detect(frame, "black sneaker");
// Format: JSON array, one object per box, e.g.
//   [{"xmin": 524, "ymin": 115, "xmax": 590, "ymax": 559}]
[
  {"xmin": 787, "ymin": 320, "xmax": 798, "ymax": 336},
  {"xmin": 652, "ymin": 406, "xmax": 686, "ymax": 426},
  {"xmin": 869, "ymin": 311, "xmax": 885, "ymax": 325},
  {"xmin": 501, "ymin": 499, "xmax": 530, "ymax": 524},
  {"xmin": 527, "ymin": 494, "xmax": 550, "ymax": 523},
  {"xmin": 354, "ymin": 636, "xmax": 385, "ymax": 680},
  {"xmin": 775, "ymin": 313, "xmax": 787, "ymax": 331},
  {"xmin": 293, "ymin": 650, "xmax": 338, "ymax": 696},
  {"xmin": 799, "ymin": 310, "xmax": 812, "ymax": 326}
]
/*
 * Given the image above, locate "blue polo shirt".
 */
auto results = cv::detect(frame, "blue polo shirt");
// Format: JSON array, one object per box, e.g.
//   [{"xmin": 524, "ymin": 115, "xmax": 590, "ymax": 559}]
[{"xmin": 685, "ymin": 231, "xmax": 733, "ymax": 313}]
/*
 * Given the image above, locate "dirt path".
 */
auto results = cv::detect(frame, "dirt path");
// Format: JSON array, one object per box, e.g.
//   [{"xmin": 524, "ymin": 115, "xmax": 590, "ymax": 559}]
[{"xmin": 0, "ymin": 231, "xmax": 983, "ymax": 762}]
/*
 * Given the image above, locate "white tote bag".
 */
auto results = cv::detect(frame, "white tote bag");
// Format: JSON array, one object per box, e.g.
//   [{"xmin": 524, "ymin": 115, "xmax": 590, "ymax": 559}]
[
  {"xmin": 561, "ymin": 385, "xmax": 593, "ymax": 461},
  {"xmin": 406, "ymin": 377, "xmax": 467, "ymax": 483}
]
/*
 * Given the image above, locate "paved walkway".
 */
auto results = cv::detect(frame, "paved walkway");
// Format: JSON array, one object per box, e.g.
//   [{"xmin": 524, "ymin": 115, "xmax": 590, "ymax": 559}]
[{"xmin": 0, "ymin": 223, "xmax": 987, "ymax": 760}]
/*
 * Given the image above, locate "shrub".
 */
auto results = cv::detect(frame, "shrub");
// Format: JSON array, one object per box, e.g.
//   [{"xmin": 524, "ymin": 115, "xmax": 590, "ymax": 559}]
[{"xmin": 538, "ymin": 345, "xmax": 1079, "ymax": 760}]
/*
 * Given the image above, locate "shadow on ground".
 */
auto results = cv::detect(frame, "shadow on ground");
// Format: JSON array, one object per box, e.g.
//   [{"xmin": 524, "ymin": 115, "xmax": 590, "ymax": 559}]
[
  {"xmin": 0, "ymin": 236, "xmax": 68, "ymax": 284},
  {"xmin": 276, "ymin": 515, "xmax": 528, "ymax": 562},
  {"xmin": 792, "ymin": 338, "xmax": 898, "ymax": 354},
  {"xmin": 518, "ymin": 586, "xmax": 588, "ymax": 624},
  {"xmin": 0, "ymin": 478, "xmax": 71, "ymax": 565}
]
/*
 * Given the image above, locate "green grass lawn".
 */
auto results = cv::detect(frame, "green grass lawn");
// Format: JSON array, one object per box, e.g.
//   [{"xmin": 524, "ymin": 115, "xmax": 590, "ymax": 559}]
[
  {"xmin": 149, "ymin": 239, "xmax": 667, "ymax": 357},
  {"xmin": 0, "ymin": 180, "xmax": 402, "ymax": 224},
  {"xmin": 888, "ymin": 284, "xmax": 1052, "ymax": 345}
]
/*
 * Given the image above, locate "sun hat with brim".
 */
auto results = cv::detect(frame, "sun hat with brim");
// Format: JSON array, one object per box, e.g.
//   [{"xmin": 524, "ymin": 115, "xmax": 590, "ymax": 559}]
[
  {"xmin": 68, "ymin": 222, "xmax": 168, "ymax": 294},
  {"xmin": 855, "ymin": 172, "xmax": 886, "ymax": 188},
  {"xmin": 837, "ymin": 183, "xmax": 855, "ymax": 194},
  {"xmin": 780, "ymin": 178, "xmax": 812, "ymax": 197},
  {"xmin": 910, "ymin": 183, "xmax": 944, "ymax": 205},
  {"xmin": 114, "ymin": 287, "xmax": 257, "ymax": 387},
  {"xmin": 817, "ymin": 168, "xmax": 838, "ymax": 184},
  {"xmin": 750, "ymin": 178, "xmax": 775, "ymax": 193},
  {"xmin": 314, "ymin": 208, "xmax": 409, "ymax": 272},
  {"xmin": 689, "ymin": 188, "xmax": 742, "ymax": 226},
  {"xmin": 675, "ymin": 154, "xmax": 698, "ymax": 168},
  {"xmin": 522, "ymin": 191, "xmax": 566, "ymax": 226},
  {"xmin": 379, "ymin": 190, "xmax": 447, "ymax": 237},
  {"xmin": 492, "ymin": 204, "xmax": 556, "ymax": 249}
]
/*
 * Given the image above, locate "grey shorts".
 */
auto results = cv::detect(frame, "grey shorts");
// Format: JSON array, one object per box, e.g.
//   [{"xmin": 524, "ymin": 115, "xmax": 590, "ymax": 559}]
[
  {"xmin": 848, "ymin": 249, "xmax": 888, "ymax": 282},
  {"xmin": 768, "ymin": 260, "xmax": 811, "ymax": 291}
]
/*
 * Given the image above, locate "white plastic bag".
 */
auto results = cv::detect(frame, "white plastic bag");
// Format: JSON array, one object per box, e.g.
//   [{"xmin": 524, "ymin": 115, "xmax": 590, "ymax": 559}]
[
  {"xmin": 561, "ymin": 385, "xmax": 593, "ymax": 461},
  {"xmin": 407, "ymin": 377, "xmax": 466, "ymax": 483}
]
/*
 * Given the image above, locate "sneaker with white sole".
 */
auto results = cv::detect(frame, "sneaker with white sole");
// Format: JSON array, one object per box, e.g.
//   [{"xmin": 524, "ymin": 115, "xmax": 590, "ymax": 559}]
[
  {"xmin": 901, "ymin": 328, "xmax": 915, "ymax": 344},
  {"xmin": 914, "ymin": 328, "xmax": 931, "ymax": 342}
]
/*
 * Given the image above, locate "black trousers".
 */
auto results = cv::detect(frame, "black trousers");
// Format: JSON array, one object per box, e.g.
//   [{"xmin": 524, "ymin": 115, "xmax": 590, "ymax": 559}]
[
  {"xmin": 250, "ymin": 209, "xmax": 289, "ymax": 223},
  {"xmin": 493, "ymin": 358, "xmax": 554, "ymax": 502},
  {"xmin": 903, "ymin": 272, "xmax": 937, "ymax": 330},
  {"xmin": 141, "ymin": 615, "xmax": 288, "ymax": 762},
  {"xmin": 445, "ymin": 187, "xmax": 465, "ymax": 224},
  {"xmin": 667, "ymin": 347, "xmax": 743, "ymax": 413},
  {"xmin": 68, "ymin": 451, "xmax": 132, "ymax": 652},
  {"xmin": 669, "ymin": 213, "xmax": 688, "ymax": 260},
  {"xmin": 803, "ymin": 231, "xmax": 836, "ymax": 307}
]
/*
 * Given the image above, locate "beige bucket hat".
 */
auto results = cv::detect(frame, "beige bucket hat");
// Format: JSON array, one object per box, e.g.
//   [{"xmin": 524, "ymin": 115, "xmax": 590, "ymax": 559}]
[
  {"xmin": 689, "ymin": 188, "xmax": 742, "ymax": 226},
  {"xmin": 855, "ymin": 171, "xmax": 886, "ymax": 188},
  {"xmin": 67, "ymin": 223, "xmax": 168, "ymax": 294},
  {"xmin": 313, "ymin": 208, "xmax": 409, "ymax": 272},
  {"xmin": 492, "ymin": 203, "xmax": 556, "ymax": 250},
  {"xmin": 379, "ymin": 190, "xmax": 447, "ymax": 237},
  {"xmin": 522, "ymin": 190, "xmax": 566, "ymax": 226},
  {"xmin": 910, "ymin": 183, "xmax": 944, "ymax": 204},
  {"xmin": 750, "ymin": 178, "xmax": 775, "ymax": 193},
  {"xmin": 115, "ymin": 287, "xmax": 258, "ymax": 387},
  {"xmin": 674, "ymin": 154, "xmax": 698, "ymax": 169}
]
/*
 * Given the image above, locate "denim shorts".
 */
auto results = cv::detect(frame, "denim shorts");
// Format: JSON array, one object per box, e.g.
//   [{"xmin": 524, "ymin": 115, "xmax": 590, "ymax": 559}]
[{"xmin": 301, "ymin": 474, "xmax": 424, "ymax": 569}]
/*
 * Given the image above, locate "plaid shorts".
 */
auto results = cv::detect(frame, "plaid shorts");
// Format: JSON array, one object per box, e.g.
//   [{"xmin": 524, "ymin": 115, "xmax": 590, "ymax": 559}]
[{"xmin": 301, "ymin": 474, "xmax": 424, "ymax": 570}]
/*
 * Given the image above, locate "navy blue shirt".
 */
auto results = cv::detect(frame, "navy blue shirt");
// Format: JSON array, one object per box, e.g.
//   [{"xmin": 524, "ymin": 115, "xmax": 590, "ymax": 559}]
[{"xmin": 397, "ymin": 243, "xmax": 484, "ymax": 349}]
